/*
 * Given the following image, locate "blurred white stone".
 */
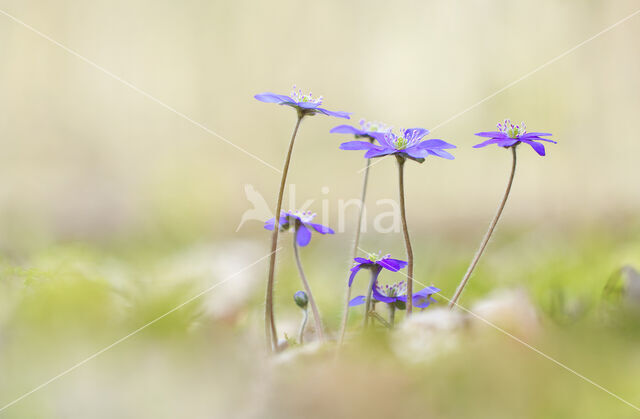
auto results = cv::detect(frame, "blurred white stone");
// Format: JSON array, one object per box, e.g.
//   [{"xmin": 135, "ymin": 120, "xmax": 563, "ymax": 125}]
[
  {"xmin": 393, "ymin": 308, "xmax": 468, "ymax": 362},
  {"xmin": 470, "ymin": 288, "xmax": 541, "ymax": 338},
  {"xmin": 274, "ymin": 341, "xmax": 323, "ymax": 365},
  {"xmin": 161, "ymin": 239, "xmax": 264, "ymax": 320}
]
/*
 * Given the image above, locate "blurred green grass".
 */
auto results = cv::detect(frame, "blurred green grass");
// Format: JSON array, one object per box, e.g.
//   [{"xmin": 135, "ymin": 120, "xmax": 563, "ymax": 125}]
[{"xmin": 1, "ymin": 222, "xmax": 639, "ymax": 417}]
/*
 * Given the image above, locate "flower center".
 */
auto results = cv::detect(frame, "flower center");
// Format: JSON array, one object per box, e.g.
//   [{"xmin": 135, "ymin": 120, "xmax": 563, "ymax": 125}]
[
  {"xmin": 497, "ymin": 119, "xmax": 527, "ymax": 139},
  {"xmin": 290, "ymin": 85, "xmax": 323, "ymax": 105},
  {"xmin": 359, "ymin": 119, "xmax": 391, "ymax": 133},
  {"xmin": 367, "ymin": 251, "xmax": 391, "ymax": 263},
  {"xmin": 289, "ymin": 209, "xmax": 316, "ymax": 223},
  {"xmin": 380, "ymin": 281, "xmax": 406, "ymax": 297},
  {"xmin": 387, "ymin": 130, "xmax": 420, "ymax": 150}
]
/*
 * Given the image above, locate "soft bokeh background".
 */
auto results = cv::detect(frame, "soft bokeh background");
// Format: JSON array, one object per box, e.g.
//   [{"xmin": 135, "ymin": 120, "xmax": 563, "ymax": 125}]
[{"xmin": 1, "ymin": 0, "xmax": 640, "ymax": 417}]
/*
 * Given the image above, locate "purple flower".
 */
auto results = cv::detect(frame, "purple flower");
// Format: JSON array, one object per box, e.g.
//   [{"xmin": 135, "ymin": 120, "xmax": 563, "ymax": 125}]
[
  {"xmin": 348, "ymin": 252, "xmax": 408, "ymax": 287},
  {"xmin": 254, "ymin": 86, "xmax": 351, "ymax": 119},
  {"xmin": 264, "ymin": 210, "xmax": 334, "ymax": 247},
  {"xmin": 340, "ymin": 128, "xmax": 456, "ymax": 163},
  {"xmin": 330, "ymin": 118, "xmax": 392, "ymax": 139},
  {"xmin": 349, "ymin": 281, "xmax": 440, "ymax": 309},
  {"xmin": 473, "ymin": 119, "xmax": 556, "ymax": 156}
]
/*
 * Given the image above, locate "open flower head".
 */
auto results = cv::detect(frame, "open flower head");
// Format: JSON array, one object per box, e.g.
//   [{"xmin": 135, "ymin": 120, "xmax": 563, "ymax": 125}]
[
  {"xmin": 348, "ymin": 252, "xmax": 408, "ymax": 286},
  {"xmin": 264, "ymin": 210, "xmax": 334, "ymax": 247},
  {"xmin": 340, "ymin": 128, "xmax": 456, "ymax": 163},
  {"xmin": 349, "ymin": 281, "xmax": 440, "ymax": 309},
  {"xmin": 330, "ymin": 118, "xmax": 392, "ymax": 139},
  {"xmin": 474, "ymin": 119, "xmax": 556, "ymax": 156},
  {"xmin": 254, "ymin": 86, "xmax": 351, "ymax": 119}
]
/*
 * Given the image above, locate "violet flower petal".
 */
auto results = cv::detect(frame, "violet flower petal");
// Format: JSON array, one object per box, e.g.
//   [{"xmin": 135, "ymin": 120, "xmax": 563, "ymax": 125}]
[
  {"xmin": 364, "ymin": 147, "xmax": 394, "ymax": 159},
  {"xmin": 339, "ymin": 141, "xmax": 378, "ymax": 151},
  {"xmin": 308, "ymin": 222, "xmax": 334, "ymax": 234},
  {"xmin": 348, "ymin": 295, "xmax": 366, "ymax": 307},
  {"xmin": 296, "ymin": 224, "xmax": 312, "ymax": 247},
  {"xmin": 427, "ymin": 149, "xmax": 455, "ymax": 160},
  {"xmin": 418, "ymin": 139, "xmax": 457, "ymax": 150},
  {"xmin": 296, "ymin": 101, "xmax": 322, "ymax": 109},
  {"xmin": 521, "ymin": 139, "xmax": 546, "ymax": 156},
  {"xmin": 474, "ymin": 131, "xmax": 505, "ymax": 138},
  {"xmin": 315, "ymin": 108, "xmax": 351, "ymax": 119},
  {"xmin": 520, "ymin": 132, "xmax": 552, "ymax": 138},
  {"xmin": 372, "ymin": 286, "xmax": 396, "ymax": 303},
  {"xmin": 330, "ymin": 125, "xmax": 365, "ymax": 135},
  {"xmin": 473, "ymin": 138, "xmax": 504, "ymax": 148},
  {"xmin": 348, "ymin": 265, "xmax": 363, "ymax": 287},
  {"xmin": 404, "ymin": 128, "xmax": 430, "ymax": 142},
  {"xmin": 254, "ymin": 93, "xmax": 293, "ymax": 104}
]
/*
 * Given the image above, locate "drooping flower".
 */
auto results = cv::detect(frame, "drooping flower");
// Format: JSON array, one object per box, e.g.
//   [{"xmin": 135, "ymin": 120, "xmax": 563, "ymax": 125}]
[
  {"xmin": 330, "ymin": 118, "xmax": 392, "ymax": 139},
  {"xmin": 340, "ymin": 128, "xmax": 456, "ymax": 163},
  {"xmin": 473, "ymin": 119, "xmax": 556, "ymax": 156},
  {"xmin": 348, "ymin": 252, "xmax": 408, "ymax": 287},
  {"xmin": 254, "ymin": 86, "xmax": 351, "ymax": 119},
  {"xmin": 264, "ymin": 210, "xmax": 334, "ymax": 247},
  {"xmin": 349, "ymin": 281, "xmax": 440, "ymax": 309}
]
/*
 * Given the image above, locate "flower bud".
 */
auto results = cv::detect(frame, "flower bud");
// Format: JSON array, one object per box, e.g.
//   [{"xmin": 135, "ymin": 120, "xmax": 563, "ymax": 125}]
[{"xmin": 293, "ymin": 291, "xmax": 308, "ymax": 309}]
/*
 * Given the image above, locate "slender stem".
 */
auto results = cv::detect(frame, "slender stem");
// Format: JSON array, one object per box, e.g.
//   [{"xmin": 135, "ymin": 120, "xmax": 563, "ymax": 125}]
[
  {"xmin": 338, "ymin": 148, "xmax": 373, "ymax": 343},
  {"xmin": 449, "ymin": 147, "xmax": 518, "ymax": 309},
  {"xmin": 363, "ymin": 268, "xmax": 381, "ymax": 330},
  {"xmin": 396, "ymin": 156, "xmax": 414, "ymax": 316},
  {"xmin": 293, "ymin": 230, "xmax": 326, "ymax": 342},
  {"xmin": 265, "ymin": 113, "xmax": 304, "ymax": 352},
  {"xmin": 297, "ymin": 308, "xmax": 308, "ymax": 344},
  {"xmin": 389, "ymin": 305, "xmax": 396, "ymax": 328}
]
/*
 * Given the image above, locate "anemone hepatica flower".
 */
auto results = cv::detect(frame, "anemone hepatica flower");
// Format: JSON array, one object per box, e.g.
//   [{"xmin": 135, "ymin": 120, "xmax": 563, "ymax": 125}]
[
  {"xmin": 340, "ymin": 128, "xmax": 456, "ymax": 163},
  {"xmin": 330, "ymin": 118, "xmax": 392, "ymax": 139},
  {"xmin": 349, "ymin": 282, "xmax": 440, "ymax": 309},
  {"xmin": 254, "ymin": 86, "xmax": 351, "ymax": 119},
  {"xmin": 474, "ymin": 119, "xmax": 556, "ymax": 156},
  {"xmin": 348, "ymin": 253, "xmax": 408, "ymax": 287},
  {"xmin": 264, "ymin": 210, "xmax": 334, "ymax": 247}
]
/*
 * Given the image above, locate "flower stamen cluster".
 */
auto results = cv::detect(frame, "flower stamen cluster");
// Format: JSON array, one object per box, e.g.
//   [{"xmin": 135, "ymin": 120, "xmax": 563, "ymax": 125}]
[
  {"xmin": 289, "ymin": 209, "xmax": 316, "ymax": 223},
  {"xmin": 497, "ymin": 119, "xmax": 527, "ymax": 139},
  {"xmin": 379, "ymin": 281, "xmax": 406, "ymax": 298},
  {"xmin": 290, "ymin": 85, "xmax": 323, "ymax": 105}
]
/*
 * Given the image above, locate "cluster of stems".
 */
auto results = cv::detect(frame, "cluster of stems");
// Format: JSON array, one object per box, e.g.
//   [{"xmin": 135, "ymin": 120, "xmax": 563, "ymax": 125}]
[{"xmin": 264, "ymin": 110, "xmax": 519, "ymax": 352}]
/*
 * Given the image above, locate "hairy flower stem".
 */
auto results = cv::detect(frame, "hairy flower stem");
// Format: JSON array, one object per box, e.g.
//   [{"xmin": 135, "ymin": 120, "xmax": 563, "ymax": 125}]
[
  {"xmin": 363, "ymin": 268, "xmax": 381, "ymax": 330},
  {"xmin": 389, "ymin": 305, "xmax": 396, "ymax": 328},
  {"xmin": 297, "ymin": 307, "xmax": 308, "ymax": 344},
  {"xmin": 338, "ymin": 140, "xmax": 374, "ymax": 344},
  {"xmin": 265, "ymin": 113, "xmax": 303, "ymax": 352},
  {"xmin": 396, "ymin": 156, "xmax": 414, "ymax": 316},
  {"xmin": 449, "ymin": 147, "xmax": 517, "ymax": 309},
  {"xmin": 293, "ymin": 231, "xmax": 326, "ymax": 342}
]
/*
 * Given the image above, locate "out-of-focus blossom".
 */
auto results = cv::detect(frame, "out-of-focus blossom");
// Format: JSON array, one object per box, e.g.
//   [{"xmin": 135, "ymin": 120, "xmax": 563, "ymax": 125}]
[{"xmin": 264, "ymin": 210, "xmax": 334, "ymax": 247}]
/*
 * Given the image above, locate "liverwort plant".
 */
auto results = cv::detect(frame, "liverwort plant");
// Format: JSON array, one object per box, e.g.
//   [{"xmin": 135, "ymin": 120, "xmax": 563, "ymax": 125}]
[
  {"xmin": 350, "ymin": 282, "xmax": 440, "ymax": 327},
  {"xmin": 347, "ymin": 252, "xmax": 407, "ymax": 329},
  {"xmin": 330, "ymin": 119, "xmax": 392, "ymax": 344},
  {"xmin": 340, "ymin": 128, "xmax": 456, "ymax": 316},
  {"xmin": 255, "ymin": 87, "xmax": 350, "ymax": 352},
  {"xmin": 265, "ymin": 210, "xmax": 335, "ymax": 343},
  {"xmin": 449, "ymin": 119, "xmax": 556, "ymax": 308}
]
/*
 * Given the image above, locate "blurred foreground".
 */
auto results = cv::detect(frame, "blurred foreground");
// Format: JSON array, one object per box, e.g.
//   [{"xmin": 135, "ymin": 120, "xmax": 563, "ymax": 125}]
[{"xmin": 1, "ymin": 224, "xmax": 640, "ymax": 418}]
